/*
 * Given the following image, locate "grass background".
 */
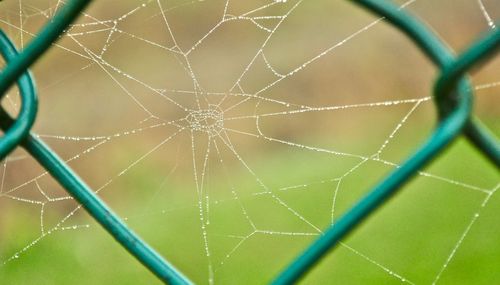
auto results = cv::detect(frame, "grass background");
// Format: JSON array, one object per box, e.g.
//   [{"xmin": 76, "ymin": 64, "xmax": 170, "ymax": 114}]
[{"xmin": 0, "ymin": 0, "xmax": 499, "ymax": 284}]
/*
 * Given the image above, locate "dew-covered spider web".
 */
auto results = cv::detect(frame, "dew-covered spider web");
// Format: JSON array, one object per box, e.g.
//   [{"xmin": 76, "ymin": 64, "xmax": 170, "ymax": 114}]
[{"xmin": 0, "ymin": 0, "xmax": 499, "ymax": 284}]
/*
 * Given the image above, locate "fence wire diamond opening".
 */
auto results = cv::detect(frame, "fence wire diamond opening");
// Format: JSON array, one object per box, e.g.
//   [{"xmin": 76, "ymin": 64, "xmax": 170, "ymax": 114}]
[{"xmin": 0, "ymin": 0, "xmax": 498, "ymax": 284}]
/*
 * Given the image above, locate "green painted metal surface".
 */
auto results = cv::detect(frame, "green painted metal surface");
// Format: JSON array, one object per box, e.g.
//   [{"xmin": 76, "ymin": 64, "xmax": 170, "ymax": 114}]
[{"xmin": 0, "ymin": 0, "xmax": 497, "ymax": 284}]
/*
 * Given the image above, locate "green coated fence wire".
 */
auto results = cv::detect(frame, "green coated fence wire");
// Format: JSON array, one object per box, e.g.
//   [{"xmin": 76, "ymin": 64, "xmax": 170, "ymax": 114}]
[
  {"xmin": 273, "ymin": 0, "xmax": 500, "ymax": 283},
  {"xmin": 0, "ymin": 0, "xmax": 498, "ymax": 284},
  {"xmin": 0, "ymin": 31, "xmax": 37, "ymax": 159},
  {"xmin": 0, "ymin": 1, "xmax": 192, "ymax": 284}
]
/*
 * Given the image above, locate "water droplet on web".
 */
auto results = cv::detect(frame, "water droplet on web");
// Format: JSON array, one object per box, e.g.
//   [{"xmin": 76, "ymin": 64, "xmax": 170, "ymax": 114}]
[{"xmin": 185, "ymin": 105, "xmax": 224, "ymax": 137}]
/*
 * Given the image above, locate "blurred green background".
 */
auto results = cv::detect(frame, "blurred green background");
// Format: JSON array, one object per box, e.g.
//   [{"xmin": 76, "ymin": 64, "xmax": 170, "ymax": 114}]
[{"xmin": 0, "ymin": 0, "xmax": 499, "ymax": 284}]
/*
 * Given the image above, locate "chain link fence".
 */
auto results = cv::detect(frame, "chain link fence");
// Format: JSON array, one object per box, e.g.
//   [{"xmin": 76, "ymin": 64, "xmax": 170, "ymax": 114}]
[{"xmin": 0, "ymin": 0, "xmax": 498, "ymax": 284}]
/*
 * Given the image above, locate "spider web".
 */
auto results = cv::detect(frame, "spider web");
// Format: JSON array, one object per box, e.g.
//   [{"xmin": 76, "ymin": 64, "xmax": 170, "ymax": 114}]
[{"xmin": 0, "ymin": 0, "xmax": 499, "ymax": 284}]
